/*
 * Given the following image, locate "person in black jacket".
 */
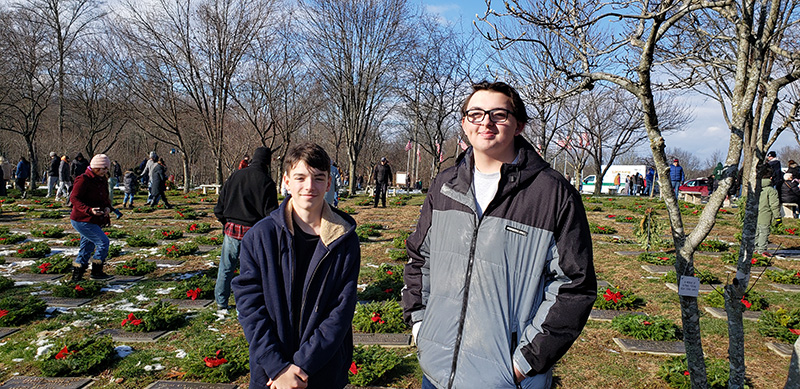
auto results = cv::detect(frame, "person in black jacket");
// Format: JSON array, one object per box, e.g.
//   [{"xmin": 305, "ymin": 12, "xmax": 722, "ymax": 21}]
[
  {"xmin": 372, "ymin": 157, "xmax": 392, "ymax": 207},
  {"xmin": 213, "ymin": 146, "xmax": 278, "ymax": 311},
  {"xmin": 781, "ymin": 173, "xmax": 800, "ymax": 205},
  {"xmin": 46, "ymin": 152, "xmax": 60, "ymax": 197},
  {"xmin": 71, "ymin": 153, "xmax": 89, "ymax": 181}
]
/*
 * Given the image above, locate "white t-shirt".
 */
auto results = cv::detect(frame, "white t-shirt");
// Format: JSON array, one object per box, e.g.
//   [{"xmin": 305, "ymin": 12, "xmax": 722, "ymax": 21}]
[{"xmin": 473, "ymin": 168, "xmax": 501, "ymax": 219}]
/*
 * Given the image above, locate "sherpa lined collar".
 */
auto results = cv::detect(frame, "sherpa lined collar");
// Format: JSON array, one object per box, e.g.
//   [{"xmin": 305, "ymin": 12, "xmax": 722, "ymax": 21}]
[{"xmin": 283, "ymin": 198, "xmax": 351, "ymax": 247}]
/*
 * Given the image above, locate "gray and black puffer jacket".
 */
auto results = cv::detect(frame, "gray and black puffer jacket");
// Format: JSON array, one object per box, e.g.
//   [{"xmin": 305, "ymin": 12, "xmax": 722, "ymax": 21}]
[{"xmin": 402, "ymin": 137, "xmax": 596, "ymax": 389}]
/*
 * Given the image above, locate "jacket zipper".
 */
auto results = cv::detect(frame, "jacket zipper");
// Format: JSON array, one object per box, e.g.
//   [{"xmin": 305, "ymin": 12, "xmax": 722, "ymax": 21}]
[
  {"xmin": 298, "ymin": 249, "xmax": 331, "ymax": 339},
  {"xmin": 447, "ymin": 215, "xmax": 482, "ymax": 389}
]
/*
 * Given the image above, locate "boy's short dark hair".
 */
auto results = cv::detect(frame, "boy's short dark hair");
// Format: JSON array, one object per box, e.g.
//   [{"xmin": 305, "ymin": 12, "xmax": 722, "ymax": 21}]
[
  {"xmin": 284, "ymin": 142, "xmax": 331, "ymax": 174},
  {"xmin": 461, "ymin": 81, "xmax": 529, "ymax": 124},
  {"xmin": 757, "ymin": 163, "xmax": 773, "ymax": 179}
]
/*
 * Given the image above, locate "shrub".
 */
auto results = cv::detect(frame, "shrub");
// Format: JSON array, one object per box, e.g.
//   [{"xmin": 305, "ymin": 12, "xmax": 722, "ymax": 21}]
[
  {"xmin": 353, "ymin": 300, "xmax": 406, "ymax": 333},
  {"xmin": 38, "ymin": 210, "xmax": 63, "ymax": 219},
  {"xmin": 658, "ymin": 356, "xmax": 732, "ymax": 389},
  {"xmin": 388, "ymin": 249, "xmax": 408, "ymax": 261},
  {"xmin": 663, "ymin": 269, "xmax": 720, "ymax": 284},
  {"xmin": 170, "ymin": 274, "xmax": 215, "ymax": 300},
  {"xmin": 589, "ymin": 223, "xmax": 616, "ymax": 234},
  {"xmin": 593, "ymin": 286, "xmax": 645, "ymax": 310},
  {"xmin": 181, "ymin": 334, "xmax": 250, "ymax": 383},
  {"xmin": 0, "ymin": 294, "xmax": 46, "ymax": 326},
  {"xmin": 359, "ymin": 263, "xmax": 404, "ymax": 301},
  {"xmin": 703, "ymin": 291, "xmax": 768, "ymax": 311},
  {"xmin": 699, "ymin": 239, "xmax": 729, "ymax": 252},
  {"xmin": 611, "ymin": 313, "xmax": 681, "ymax": 341},
  {"xmin": 186, "ymin": 222, "xmax": 212, "ymax": 233},
  {"xmin": 52, "ymin": 280, "xmax": 105, "ymax": 298},
  {"xmin": 120, "ymin": 301, "xmax": 184, "ymax": 332},
  {"xmin": 757, "ymin": 308, "xmax": 800, "ymax": 342},
  {"xmin": 392, "ymin": 231, "xmax": 411, "ymax": 249},
  {"xmin": 349, "ymin": 345, "xmax": 402, "ymax": 387},
  {"xmin": 155, "ymin": 228, "xmax": 183, "ymax": 240},
  {"xmin": 62, "ymin": 234, "xmax": 82, "ymax": 247},
  {"xmin": 116, "ymin": 258, "xmax": 158, "ymax": 276},
  {"xmin": 31, "ymin": 226, "xmax": 64, "ymax": 238},
  {"xmin": 175, "ymin": 207, "xmax": 197, "ymax": 220},
  {"xmin": 636, "ymin": 252, "xmax": 676, "ymax": 265},
  {"xmin": 161, "ymin": 242, "xmax": 198, "ymax": 257},
  {"xmin": 194, "ymin": 235, "xmax": 223, "ymax": 246},
  {"xmin": 108, "ymin": 244, "xmax": 122, "ymax": 258},
  {"xmin": 0, "ymin": 233, "xmax": 26, "ymax": 245},
  {"xmin": 126, "ymin": 234, "xmax": 157, "ymax": 247},
  {"xmin": 765, "ymin": 269, "xmax": 800, "ymax": 285},
  {"xmin": 14, "ymin": 241, "xmax": 51, "ymax": 258},
  {"xmin": 356, "ymin": 225, "xmax": 381, "ymax": 242},
  {"xmin": 38, "ymin": 336, "xmax": 116, "ymax": 377},
  {"xmin": 29, "ymin": 254, "xmax": 72, "ymax": 274}
]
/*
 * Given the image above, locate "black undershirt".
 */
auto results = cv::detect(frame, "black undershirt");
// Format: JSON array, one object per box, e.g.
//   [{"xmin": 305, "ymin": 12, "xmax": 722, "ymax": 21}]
[{"xmin": 291, "ymin": 219, "xmax": 320, "ymax": 331}]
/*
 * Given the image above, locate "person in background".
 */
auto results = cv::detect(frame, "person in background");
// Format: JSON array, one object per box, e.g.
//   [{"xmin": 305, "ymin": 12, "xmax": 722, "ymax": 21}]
[
  {"xmin": 150, "ymin": 157, "xmax": 173, "ymax": 209},
  {"xmin": 122, "ymin": 168, "xmax": 139, "ymax": 209},
  {"xmin": 756, "ymin": 165, "xmax": 781, "ymax": 255},
  {"xmin": 69, "ymin": 154, "xmax": 114, "ymax": 281},
  {"xmin": 15, "ymin": 157, "xmax": 30, "ymax": 196},
  {"xmin": 0, "ymin": 157, "xmax": 11, "ymax": 197},
  {"xmin": 108, "ymin": 160, "xmax": 122, "ymax": 201},
  {"xmin": 142, "ymin": 152, "xmax": 159, "ymax": 205},
  {"xmin": 232, "ymin": 142, "xmax": 359, "ymax": 389},
  {"xmin": 767, "ymin": 151, "xmax": 783, "ymax": 189},
  {"xmin": 238, "ymin": 155, "xmax": 250, "ymax": 170},
  {"xmin": 781, "ymin": 173, "xmax": 800, "ymax": 206},
  {"xmin": 55, "ymin": 155, "xmax": 72, "ymax": 202},
  {"xmin": 712, "ymin": 162, "xmax": 724, "ymax": 194},
  {"xmin": 645, "ymin": 166, "xmax": 656, "ymax": 196},
  {"xmin": 46, "ymin": 152, "xmax": 59, "ymax": 197},
  {"xmin": 372, "ymin": 157, "xmax": 392, "ymax": 207},
  {"xmin": 787, "ymin": 160, "xmax": 800, "ymax": 181},
  {"xmin": 403, "ymin": 81, "xmax": 595, "ymax": 388},
  {"xmin": 325, "ymin": 162, "xmax": 341, "ymax": 207},
  {"xmin": 669, "ymin": 158, "xmax": 685, "ymax": 199},
  {"xmin": 70, "ymin": 153, "xmax": 89, "ymax": 181},
  {"xmin": 214, "ymin": 147, "xmax": 278, "ymax": 312}
]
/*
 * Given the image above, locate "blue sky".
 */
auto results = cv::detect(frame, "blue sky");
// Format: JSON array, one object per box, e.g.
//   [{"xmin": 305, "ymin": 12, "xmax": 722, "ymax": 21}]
[{"xmin": 421, "ymin": 0, "xmax": 797, "ymax": 161}]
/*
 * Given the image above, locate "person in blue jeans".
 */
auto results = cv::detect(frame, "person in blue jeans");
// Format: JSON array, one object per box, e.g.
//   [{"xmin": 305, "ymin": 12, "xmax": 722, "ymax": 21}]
[
  {"xmin": 669, "ymin": 158, "xmax": 685, "ymax": 200},
  {"xmin": 69, "ymin": 154, "xmax": 114, "ymax": 281},
  {"xmin": 213, "ymin": 146, "xmax": 278, "ymax": 311}
]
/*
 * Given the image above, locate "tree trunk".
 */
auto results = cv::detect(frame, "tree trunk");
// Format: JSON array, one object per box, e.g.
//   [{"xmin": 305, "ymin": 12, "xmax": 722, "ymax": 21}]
[{"xmin": 181, "ymin": 152, "xmax": 191, "ymax": 194}]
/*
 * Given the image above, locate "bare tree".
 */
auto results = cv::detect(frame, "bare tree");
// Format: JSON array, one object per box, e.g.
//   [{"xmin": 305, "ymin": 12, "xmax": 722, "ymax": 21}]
[
  {"xmin": 119, "ymin": 0, "xmax": 274, "ymax": 185},
  {"xmin": 0, "ymin": 7, "xmax": 56, "ymax": 188},
  {"xmin": 301, "ymin": 0, "xmax": 414, "ymax": 193}
]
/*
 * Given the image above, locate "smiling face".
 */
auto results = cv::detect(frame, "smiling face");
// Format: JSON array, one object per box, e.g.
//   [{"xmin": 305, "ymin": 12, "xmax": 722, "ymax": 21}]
[
  {"xmin": 284, "ymin": 160, "xmax": 330, "ymax": 214},
  {"xmin": 462, "ymin": 90, "xmax": 525, "ymax": 164}
]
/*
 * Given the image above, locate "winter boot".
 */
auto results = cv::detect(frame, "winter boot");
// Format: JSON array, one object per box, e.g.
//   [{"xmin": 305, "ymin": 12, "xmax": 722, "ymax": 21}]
[
  {"xmin": 90, "ymin": 261, "xmax": 113, "ymax": 280},
  {"xmin": 71, "ymin": 265, "xmax": 86, "ymax": 282}
]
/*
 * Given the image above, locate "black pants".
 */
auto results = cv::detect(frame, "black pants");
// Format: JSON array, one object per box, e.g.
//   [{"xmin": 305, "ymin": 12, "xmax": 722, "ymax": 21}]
[
  {"xmin": 374, "ymin": 182, "xmax": 388, "ymax": 207},
  {"xmin": 0, "ymin": 179, "xmax": 6, "ymax": 196}
]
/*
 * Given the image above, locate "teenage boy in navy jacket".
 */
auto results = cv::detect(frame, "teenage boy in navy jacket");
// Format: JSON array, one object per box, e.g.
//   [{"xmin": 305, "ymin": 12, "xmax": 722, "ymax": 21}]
[{"xmin": 232, "ymin": 142, "xmax": 360, "ymax": 389}]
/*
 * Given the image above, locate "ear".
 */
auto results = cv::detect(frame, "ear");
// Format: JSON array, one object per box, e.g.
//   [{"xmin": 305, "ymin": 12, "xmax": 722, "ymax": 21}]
[
  {"xmin": 514, "ymin": 121, "xmax": 525, "ymax": 136},
  {"xmin": 326, "ymin": 174, "xmax": 332, "ymax": 192},
  {"xmin": 282, "ymin": 171, "xmax": 290, "ymax": 188}
]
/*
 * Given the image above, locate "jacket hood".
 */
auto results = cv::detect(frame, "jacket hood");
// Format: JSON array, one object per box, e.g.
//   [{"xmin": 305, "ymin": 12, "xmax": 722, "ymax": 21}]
[
  {"xmin": 75, "ymin": 153, "xmax": 85, "ymax": 160},
  {"xmin": 249, "ymin": 147, "xmax": 271, "ymax": 171},
  {"xmin": 274, "ymin": 196, "xmax": 355, "ymax": 247},
  {"xmin": 449, "ymin": 136, "xmax": 550, "ymax": 198}
]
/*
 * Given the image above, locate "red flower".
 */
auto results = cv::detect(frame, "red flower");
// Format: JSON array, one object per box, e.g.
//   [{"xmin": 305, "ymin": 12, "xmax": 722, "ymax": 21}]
[
  {"xmin": 386, "ymin": 270, "xmax": 393, "ymax": 275},
  {"xmin": 0, "ymin": 309, "xmax": 8, "ymax": 318},
  {"xmin": 603, "ymin": 288, "xmax": 623, "ymax": 303},
  {"xmin": 204, "ymin": 350, "xmax": 227, "ymax": 368},
  {"xmin": 54, "ymin": 346, "xmax": 74, "ymax": 360},
  {"xmin": 38, "ymin": 262, "xmax": 51, "ymax": 274},
  {"xmin": 683, "ymin": 371, "xmax": 690, "ymax": 376},
  {"xmin": 186, "ymin": 288, "xmax": 202, "ymax": 300},
  {"xmin": 642, "ymin": 321, "xmax": 652, "ymax": 326},
  {"xmin": 790, "ymin": 329, "xmax": 800, "ymax": 335},
  {"xmin": 741, "ymin": 298, "xmax": 752, "ymax": 309},
  {"xmin": 349, "ymin": 361, "xmax": 359, "ymax": 375},
  {"xmin": 74, "ymin": 285, "xmax": 84, "ymax": 291}
]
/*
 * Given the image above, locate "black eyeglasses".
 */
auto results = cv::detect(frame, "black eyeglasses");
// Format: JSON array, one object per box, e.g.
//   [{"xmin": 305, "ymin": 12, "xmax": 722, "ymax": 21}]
[{"xmin": 464, "ymin": 108, "xmax": 514, "ymax": 124}]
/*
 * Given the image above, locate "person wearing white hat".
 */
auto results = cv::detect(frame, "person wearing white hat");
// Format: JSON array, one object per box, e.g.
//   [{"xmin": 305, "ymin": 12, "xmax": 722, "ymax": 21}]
[
  {"xmin": 46, "ymin": 152, "xmax": 59, "ymax": 198},
  {"xmin": 68, "ymin": 154, "xmax": 114, "ymax": 281},
  {"xmin": 0, "ymin": 156, "xmax": 10, "ymax": 196}
]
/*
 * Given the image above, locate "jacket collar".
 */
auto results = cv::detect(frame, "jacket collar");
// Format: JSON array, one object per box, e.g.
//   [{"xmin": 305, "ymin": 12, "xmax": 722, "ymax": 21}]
[{"xmin": 281, "ymin": 196, "xmax": 353, "ymax": 247}]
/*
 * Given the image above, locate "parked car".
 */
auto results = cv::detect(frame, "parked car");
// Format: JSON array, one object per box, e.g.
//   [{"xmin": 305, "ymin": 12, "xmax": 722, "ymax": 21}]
[{"xmin": 678, "ymin": 178, "xmax": 710, "ymax": 197}]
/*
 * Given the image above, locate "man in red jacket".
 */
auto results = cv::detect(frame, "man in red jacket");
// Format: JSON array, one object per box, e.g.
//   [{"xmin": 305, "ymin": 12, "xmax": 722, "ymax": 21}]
[{"xmin": 69, "ymin": 154, "xmax": 114, "ymax": 281}]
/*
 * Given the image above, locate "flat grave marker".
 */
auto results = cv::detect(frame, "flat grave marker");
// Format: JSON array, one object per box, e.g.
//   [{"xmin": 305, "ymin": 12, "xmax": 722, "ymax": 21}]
[
  {"xmin": 766, "ymin": 342, "xmax": 794, "ymax": 358},
  {"xmin": 641, "ymin": 265, "xmax": 673, "ymax": 275},
  {"xmin": 40, "ymin": 296, "xmax": 92, "ymax": 307},
  {"xmin": 96, "ymin": 328, "xmax": 170, "ymax": 343},
  {"xmin": 665, "ymin": 283, "xmax": 719, "ymax": 294},
  {"xmin": 109, "ymin": 275, "xmax": 144, "ymax": 284},
  {"xmin": 614, "ymin": 251, "xmax": 645, "ymax": 256},
  {"xmin": 770, "ymin": 283, "xmax": 800, "ymax": 292},
  {"xmin": 703, "ymin": 307, "xmax": 762, "ymax": 321},
  {"xmin": 0, "ymin": 376, "xmax": 92, "ymax": 389},
  {"xmin": 159, "ymin": 298, "xmax": 213, "ymax": 309},
  {"xmin": 589, "ymin": 309, "xmax": 645, "ymax": 322},
  {"xmin": 0, "ymin": 328, "xmax": 20, "ymax": 339},
  {"xmin": 9, "ymin": 273, "xmax": 63, "ymax": 282},
  {"xmin": 353, "ymin": 333, "xmax": 411, "ymax": 347},
  {"xmin": 144, "ymin": 381, "xmax": 237, "ymax": 389},
  {"xmin": 613, "ymin": 338, "xmax": 685, "ymax": 356},
  {"xmin": 597, "ymin": 280, "xmax": 610, "ymax": 288},
  {"xmin": 695, "ymin": 251, "xmax": 723, "ymax": 257}
]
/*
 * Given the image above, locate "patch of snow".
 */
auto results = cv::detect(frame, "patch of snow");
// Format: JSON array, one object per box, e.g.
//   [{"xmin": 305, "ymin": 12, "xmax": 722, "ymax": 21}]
[
  {"xmin": 154, "ymin": 287, "xmax": 176, "ymax": 295},
  {"xmin": 175, "ymin": 349, "xmax": 187, "ymax": 358}
]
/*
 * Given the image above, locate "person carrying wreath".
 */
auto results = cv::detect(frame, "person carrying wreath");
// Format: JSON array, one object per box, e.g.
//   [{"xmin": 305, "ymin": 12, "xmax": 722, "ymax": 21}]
[{"xmin": 69, "ymin": 154, "xmax": 114, "ymax": 281}]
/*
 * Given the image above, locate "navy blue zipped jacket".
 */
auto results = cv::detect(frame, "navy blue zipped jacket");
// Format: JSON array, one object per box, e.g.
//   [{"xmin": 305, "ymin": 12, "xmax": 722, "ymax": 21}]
[{"xmin": 232, "ymin": 196, "xmax": 360, "ymax": 389}]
